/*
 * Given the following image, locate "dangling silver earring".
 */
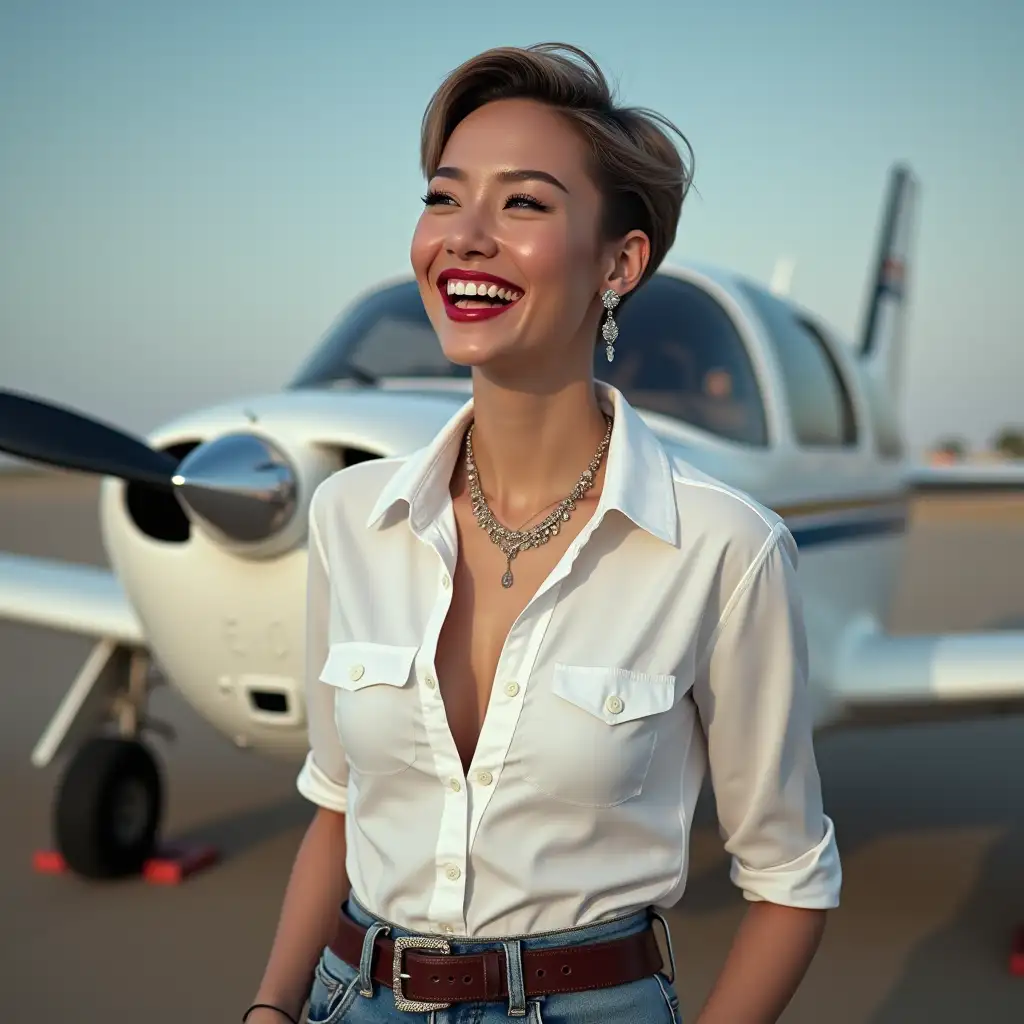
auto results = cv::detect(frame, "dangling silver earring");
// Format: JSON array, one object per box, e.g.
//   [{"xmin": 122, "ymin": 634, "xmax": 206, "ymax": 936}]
[{"xmin": 601, "ymin": 289, "xmax": 620, "ymax": 363}]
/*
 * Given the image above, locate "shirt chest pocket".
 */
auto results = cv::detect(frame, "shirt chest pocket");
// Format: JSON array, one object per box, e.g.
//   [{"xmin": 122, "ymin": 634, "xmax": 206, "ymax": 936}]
[
  {"xmin": 319, "ymin": 641, "xmax": 419, "ymax": 777},
  {"xmin": 522, "ymin": 664, "xmax": 679, "ymax": 808}
]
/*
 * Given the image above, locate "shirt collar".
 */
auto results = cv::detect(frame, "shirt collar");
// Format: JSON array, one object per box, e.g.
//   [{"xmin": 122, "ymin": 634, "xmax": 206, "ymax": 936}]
[{"xmin": 366, "ymin": 382, "xmax": 679, "ymax": 548}]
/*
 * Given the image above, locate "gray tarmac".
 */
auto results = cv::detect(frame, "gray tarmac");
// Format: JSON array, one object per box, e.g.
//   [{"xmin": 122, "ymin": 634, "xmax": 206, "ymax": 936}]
[{"xmin": 2, "ymin": 473, "xmax": 1024, "ymax": 1023}]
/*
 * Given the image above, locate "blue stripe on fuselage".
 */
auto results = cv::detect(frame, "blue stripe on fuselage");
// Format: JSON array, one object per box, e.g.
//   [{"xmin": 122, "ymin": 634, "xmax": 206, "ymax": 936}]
[{"xmin": 788, "ymin": 513, "xmax": 907, "ymax": 548}]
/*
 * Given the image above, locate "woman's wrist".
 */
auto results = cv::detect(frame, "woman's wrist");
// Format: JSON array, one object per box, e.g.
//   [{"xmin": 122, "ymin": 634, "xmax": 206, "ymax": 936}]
[
  {"xmin": 243, "ymin": 1000, "xmax": 301, "ymax": 1024},
  {"xmin": 245, "ymin": 987, "xmax": 305, "ymax": 1022}
]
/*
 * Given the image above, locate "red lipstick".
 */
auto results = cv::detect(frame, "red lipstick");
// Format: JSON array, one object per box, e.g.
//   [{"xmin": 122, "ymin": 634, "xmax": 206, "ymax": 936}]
[{"xmin": 437, "ymin": 269, "xmax": 524, "ymax": 323}]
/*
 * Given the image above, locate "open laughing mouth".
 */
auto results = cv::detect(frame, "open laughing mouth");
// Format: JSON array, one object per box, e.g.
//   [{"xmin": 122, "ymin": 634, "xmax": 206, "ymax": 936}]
[{"xmin": 437, "ymin": 269, "xmax": 524, "ymax": 323}]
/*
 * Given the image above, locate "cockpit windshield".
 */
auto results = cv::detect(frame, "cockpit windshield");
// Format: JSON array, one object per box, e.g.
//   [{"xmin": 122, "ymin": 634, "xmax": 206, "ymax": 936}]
[
  {"xmin": 290, "ymin": 281, "xmax": 466, "ymax": 385},
  {"xmin": 290, "ymin": 276, "xmax": 768, "ymax": 446}
]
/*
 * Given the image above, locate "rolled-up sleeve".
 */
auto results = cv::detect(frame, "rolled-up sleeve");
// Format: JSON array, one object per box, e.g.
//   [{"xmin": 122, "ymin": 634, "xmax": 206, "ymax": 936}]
[
  {"xmin": 295, "ymin": 495, "xmax": 349, "ymax": 813},
  {"xmin": 692, "ymin": 522, "xmax": 841, "ymax": 909}
]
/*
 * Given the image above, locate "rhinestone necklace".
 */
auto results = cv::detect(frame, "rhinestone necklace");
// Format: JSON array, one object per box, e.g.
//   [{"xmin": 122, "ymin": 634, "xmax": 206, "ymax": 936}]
[{"xmin": 463, "ymin": 415, "xmax": 613, "ymax": 589}]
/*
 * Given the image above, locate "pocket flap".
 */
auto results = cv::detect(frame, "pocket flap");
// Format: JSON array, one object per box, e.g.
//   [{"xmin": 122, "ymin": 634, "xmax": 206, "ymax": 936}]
[
  {"xmin": 551, "ymin": 663, "xmax": 678, "ymax": 725},
  {"xmin": 319, "ymin": 641, "xmax": 418, "ymax": 691}
]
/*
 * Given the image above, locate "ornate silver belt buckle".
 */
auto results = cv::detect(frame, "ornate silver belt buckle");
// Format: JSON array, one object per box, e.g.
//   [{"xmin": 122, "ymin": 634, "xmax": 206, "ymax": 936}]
[{"xmin": 392, "ymin": 935, "xmax": 453, "ymax": 1012}]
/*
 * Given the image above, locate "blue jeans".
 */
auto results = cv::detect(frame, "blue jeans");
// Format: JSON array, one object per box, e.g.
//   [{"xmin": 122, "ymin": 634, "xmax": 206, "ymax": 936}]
[{"xmin": 306, "ymin": 896, "xmax": 682, "ymax": 1023}]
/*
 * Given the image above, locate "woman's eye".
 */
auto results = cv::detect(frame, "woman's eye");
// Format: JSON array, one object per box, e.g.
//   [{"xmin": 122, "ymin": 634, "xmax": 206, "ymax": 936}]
[
  {"xmin": 420, "ymin": 190, "xmax": 549, "ymax": 211},
  {"xmin": 505, "ymin": 193, "xmax": 550, "ymax": 211},
  {"xmin": 422, "ymin": 190, "xmax": 456, "ymax": 206}
]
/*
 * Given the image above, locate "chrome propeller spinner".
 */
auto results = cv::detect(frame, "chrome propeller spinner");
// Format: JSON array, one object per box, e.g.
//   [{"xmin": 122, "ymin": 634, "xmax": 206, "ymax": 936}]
[{"xmin": 171, "ymin": 433, "xmax": 297, "ymax": 544}]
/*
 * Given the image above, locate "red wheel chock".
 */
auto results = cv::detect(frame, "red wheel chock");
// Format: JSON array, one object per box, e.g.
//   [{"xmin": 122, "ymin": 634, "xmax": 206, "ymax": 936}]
[
  {"xmin": 32, "ymin": 844, "xmax": 220, "ymax": 885},
  {"xmin": 1010, "ymin": 927, "xmax": 1024, "ymax": 976}
]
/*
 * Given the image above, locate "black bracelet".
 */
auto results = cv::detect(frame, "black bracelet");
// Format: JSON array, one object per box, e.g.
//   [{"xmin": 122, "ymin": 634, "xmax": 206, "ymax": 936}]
[{"xmin": 242, "ymin": 1003, "xmax": 299, "ymax": 1024}]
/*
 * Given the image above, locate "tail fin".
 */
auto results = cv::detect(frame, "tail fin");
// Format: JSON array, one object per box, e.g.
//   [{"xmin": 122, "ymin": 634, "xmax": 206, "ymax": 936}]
[{"xmin": 857, "ymin": 164, "xmax": 919, "ymax": 457}]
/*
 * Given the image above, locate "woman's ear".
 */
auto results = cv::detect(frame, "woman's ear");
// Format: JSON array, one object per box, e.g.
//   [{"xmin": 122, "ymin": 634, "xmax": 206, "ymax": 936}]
[{"xmin": 603, "ymin": 229, "xmax": 650, "ymax": 298}]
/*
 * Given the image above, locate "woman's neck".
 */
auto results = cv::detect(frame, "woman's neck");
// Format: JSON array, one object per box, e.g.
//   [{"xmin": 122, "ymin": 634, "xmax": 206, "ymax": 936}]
[{"xmin": 459, "ymin": 372, "xmax": 609, "ymax": 525}]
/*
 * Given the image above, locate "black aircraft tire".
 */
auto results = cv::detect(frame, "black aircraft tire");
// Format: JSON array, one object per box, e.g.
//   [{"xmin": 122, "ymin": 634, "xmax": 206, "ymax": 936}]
[{"xmin": 54, "ymin": 736, "xmax": 163, "ymax": 879}]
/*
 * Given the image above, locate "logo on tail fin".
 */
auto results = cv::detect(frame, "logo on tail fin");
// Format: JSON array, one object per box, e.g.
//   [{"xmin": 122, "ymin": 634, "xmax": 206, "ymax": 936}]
[{"xmin": 880, "ymin": 257, "xmax": 905, "ymax": 298}]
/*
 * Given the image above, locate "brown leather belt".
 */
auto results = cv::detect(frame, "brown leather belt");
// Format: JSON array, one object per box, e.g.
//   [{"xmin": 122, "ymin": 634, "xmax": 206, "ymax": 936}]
[{"xmin": 328, "ymin": 908, "xmax": 665, "ymax": 1012}]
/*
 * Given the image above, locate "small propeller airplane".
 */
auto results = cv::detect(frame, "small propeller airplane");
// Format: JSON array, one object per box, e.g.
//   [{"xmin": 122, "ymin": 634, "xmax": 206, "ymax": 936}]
[{"xmin": 1, "ymin": 164, "xmax": 1023, "ymax": 885}]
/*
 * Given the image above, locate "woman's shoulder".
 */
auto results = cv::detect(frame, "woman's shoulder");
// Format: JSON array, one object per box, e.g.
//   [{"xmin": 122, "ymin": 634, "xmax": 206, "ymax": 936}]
[{"xmin": 664, "ymin": 451, "xmax": 794, "ymax": 570}]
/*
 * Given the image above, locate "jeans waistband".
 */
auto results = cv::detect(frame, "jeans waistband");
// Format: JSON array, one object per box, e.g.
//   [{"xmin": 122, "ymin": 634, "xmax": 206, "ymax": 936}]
[{"xmin": 343, "ymin": 893, "xmax": 654, "ymax": 954}]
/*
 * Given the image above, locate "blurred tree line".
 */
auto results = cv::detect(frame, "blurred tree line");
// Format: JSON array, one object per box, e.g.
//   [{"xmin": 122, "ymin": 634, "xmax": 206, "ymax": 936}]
[
  {"xmin": 932, "ymin": 427, "xmax": 1024, "ymax": 460},
  {"xmin": 993, "ymin": 428, "xmax": 1024, "ymax": 459}
]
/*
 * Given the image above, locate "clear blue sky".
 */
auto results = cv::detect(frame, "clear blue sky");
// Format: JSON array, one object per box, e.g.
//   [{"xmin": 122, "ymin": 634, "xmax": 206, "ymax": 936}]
[{"xmin": 1, "ymin": 0, "xmax": 1020, "ymax": 452}]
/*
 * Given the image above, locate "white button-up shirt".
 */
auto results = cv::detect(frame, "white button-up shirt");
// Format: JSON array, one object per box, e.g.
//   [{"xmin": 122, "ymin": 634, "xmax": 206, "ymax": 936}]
[{"xmin": 297, "ymin": 383, "xmax": 841, "ymax": 937}]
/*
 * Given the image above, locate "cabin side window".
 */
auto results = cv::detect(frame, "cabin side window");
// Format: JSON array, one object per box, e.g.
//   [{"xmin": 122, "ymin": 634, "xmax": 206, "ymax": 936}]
[
  {"xmin": 601, "ymin": 276, "xmax": 769, "ymax": 447},
  {"xmin": 797, "ymin": 317, "xmax": 859, "ymax": 446},
  {"xmin": 739, "ymin": 283, "xmax": 858, "ymax": 447}
]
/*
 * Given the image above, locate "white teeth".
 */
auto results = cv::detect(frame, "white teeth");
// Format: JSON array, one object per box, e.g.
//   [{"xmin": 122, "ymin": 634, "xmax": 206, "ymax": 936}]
[{"xmin": 444, "ymin": 278, "xmax": 523, "ymax": 302}]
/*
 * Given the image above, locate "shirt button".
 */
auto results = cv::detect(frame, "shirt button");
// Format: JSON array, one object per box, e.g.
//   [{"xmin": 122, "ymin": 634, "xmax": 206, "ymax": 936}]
[
  {"xmin": 349, "ymin": 664, "xmax": 365, "ymax": 682},
  {"xmin": 443, "ymin": 924, "xmax": 455, "ymax": 935},
  {"xmin": 605, "ymin": 694, "xmax": 624, "ymax": 715},
  {"xmin": 504, "ymin": 681, "xmax": 520, "ymax": 698},
  {"xmin": 444, "ymin": 864, "xmax": 461, "ymax": 881},
  {"xmin": 476, "ymin": 770, "xmax": 493, "ymax": 786},
  {"xmin": 449, "ymin": 778, "xmax": 461, "ymax": 792},
  {"xmin": 441, "ymin": 573, "xmax": 451, "ymax": 589},
  {"xmin": 425, "ymin": 675, "xmax": 437, "ymax": 689}
]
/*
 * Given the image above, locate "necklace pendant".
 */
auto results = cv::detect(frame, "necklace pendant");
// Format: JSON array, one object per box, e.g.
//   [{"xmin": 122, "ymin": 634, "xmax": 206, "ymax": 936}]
[{"xmin": 501, "ymin": 566, "xmax": 514, "ymax": 588}]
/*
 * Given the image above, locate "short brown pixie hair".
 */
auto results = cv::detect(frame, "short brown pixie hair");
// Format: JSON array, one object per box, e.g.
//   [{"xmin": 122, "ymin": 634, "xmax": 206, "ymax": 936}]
[{"xmin": 420, "ymin": 43, "xmax": 694, "ymax": 292}]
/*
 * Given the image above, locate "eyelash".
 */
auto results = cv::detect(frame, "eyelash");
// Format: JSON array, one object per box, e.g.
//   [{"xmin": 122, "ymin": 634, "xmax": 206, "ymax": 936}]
[
  {"xmin": 506, "ymin": 192, "xmax": 549, "ymax": 211},
  {"xmin": 420, "ymin": 190, "xmax": 550, "ymax": 212}
]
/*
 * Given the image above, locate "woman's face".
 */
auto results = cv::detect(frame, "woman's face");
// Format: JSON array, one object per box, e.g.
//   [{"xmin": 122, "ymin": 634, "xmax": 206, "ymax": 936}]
[{"xmin": 410, "ymin": 98, "xmax": 646, "ymax": 379}]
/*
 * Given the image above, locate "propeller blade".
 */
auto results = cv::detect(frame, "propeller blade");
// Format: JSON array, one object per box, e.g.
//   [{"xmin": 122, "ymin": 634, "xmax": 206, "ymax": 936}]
[{"xmin": 0, "ymin": 389, "xmax": 179, "ymax": 487}]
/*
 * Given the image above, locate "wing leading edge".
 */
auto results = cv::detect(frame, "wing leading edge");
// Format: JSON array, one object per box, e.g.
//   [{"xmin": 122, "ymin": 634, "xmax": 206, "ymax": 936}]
[
  {"xmin": 0, "ymin": 553, "xmax": 144, "ymax": 646},
  {"xmin": 835, "ymin": 617, "xmax": 1024, "ymax": 726}
]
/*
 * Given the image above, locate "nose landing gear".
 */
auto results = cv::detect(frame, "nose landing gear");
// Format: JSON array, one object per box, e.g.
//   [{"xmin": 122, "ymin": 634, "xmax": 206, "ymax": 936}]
[
  {"xmin": 53, "ymin": 735, "xmax": 163, "ymax": 878},
  {"xmin": 32, "ymin": 638, "xmax": 218, "ymax": 884}
]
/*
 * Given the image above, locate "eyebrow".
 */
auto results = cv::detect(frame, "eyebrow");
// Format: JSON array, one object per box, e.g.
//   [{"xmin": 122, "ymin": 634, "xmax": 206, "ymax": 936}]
[{"xmin": 434, "ymin": 166, "xmax": 569, "ymax": 194}]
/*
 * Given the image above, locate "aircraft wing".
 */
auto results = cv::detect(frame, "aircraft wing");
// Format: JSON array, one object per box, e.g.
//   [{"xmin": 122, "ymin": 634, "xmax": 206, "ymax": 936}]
[
  {"xmin": 834, "ymin": 617, "xmax": 1024, "ymax": 727},
  {"xmin": 909, "ymin": 462, "xmax": 1024, "ymax": 494},
  {"xmin": 0, "ymin": 553, "xmax": 145, "ymax": 646}
]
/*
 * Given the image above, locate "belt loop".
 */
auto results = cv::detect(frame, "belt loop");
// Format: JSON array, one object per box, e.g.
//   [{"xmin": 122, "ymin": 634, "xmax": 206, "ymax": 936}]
[
  {"xmin": 501, "ymin": 939, "xmax": 527, "ymax": 1017},
  {"xmin": 358, "ymin": 920, "xmax": 391, "ymax": 997},
  {"xmin": 649, "ymin": 908, "xmax": 676, "ymax": 984}
]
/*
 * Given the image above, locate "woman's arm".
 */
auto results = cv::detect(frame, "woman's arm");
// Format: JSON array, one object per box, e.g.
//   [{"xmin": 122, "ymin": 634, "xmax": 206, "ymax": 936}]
[
  {"xmin": 695, "ymin": 903, "xmax": 827, "ymax": 1023},
  {"xmin": 690, "ymin": 522, "xmax": 841, "ymax": 1023},
  {"xmin": 248, "ymin": 808, "xmax": 350, "ymax": 1022},
  {"xmin": 248, "ymin": 491, "xmax": 353, "ymax": 1023}
]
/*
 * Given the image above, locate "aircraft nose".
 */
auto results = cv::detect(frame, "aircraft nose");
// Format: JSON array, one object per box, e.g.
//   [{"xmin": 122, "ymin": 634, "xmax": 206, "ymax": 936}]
[{"xmin": 171, "ymin": 433, "xmax": 298, "ymax": 544}]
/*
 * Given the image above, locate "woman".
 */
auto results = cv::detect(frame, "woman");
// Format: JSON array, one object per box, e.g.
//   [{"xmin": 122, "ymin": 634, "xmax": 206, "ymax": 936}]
[{"xmin": 245, "ymin": 42, "xmax": 841, "ymax": 1024}]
